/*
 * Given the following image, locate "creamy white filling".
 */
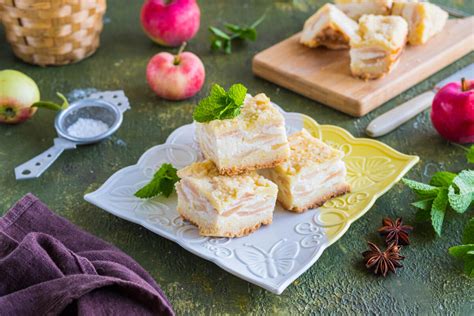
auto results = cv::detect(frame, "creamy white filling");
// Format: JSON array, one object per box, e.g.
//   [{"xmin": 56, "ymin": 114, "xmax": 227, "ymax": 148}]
[
  {"xmin": 198, "ymin": 123, "xmax": 287, "ymax": 161},
  {"xmin": 292, "ymin": 160, "xmax": 347, "ymax": 195},
  {"xmin": 351, "ymin": 48, "xmax": 386, "ymax": 60}
]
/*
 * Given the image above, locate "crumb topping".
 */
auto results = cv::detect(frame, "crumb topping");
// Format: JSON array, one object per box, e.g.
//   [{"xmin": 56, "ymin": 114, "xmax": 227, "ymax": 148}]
[
  {"xmin": 278, "ymin": 129, "xmax": 343, "ymax": 174},
  {"xmin": 178, "ymin": 160, "xmax": 276, "ymax": 205},
  {"xmin": 353, "ymin": 15, "xmax": 408, "ymax": 50},
  {"xmin": 196, "ymin": 93, "xmax": 284, "ymax": 134}
]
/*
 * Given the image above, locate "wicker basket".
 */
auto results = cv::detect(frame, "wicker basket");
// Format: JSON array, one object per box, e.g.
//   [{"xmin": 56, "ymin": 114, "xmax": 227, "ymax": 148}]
[{"xmin": 0, "ymin": 0, "xmax": 106, "ymax": 66}]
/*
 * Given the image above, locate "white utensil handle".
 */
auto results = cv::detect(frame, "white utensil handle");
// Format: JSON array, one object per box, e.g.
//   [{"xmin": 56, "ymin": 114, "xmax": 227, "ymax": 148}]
[
  {"xmin": 15, "ymin": 138, "xmax": 76, "ymax": 180},
  {"xmin": 366, "ymin": 91, "xmax": 436, "ymax": 138}
]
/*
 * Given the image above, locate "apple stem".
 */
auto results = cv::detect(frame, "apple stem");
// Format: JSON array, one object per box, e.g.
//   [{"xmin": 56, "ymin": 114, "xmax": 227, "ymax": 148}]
[
  {"xmin": 461, "ymin": 78, "xmax": 469, "ymax": 92},
  {"xmin": 174, "ymin": 42, "xmax": 187, "ymax": 65}
]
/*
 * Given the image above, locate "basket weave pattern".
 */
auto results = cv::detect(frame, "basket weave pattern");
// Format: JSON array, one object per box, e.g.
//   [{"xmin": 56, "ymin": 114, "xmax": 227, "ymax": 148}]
[{"xmin": 0, "ymin": 0, "xmax": 106, "ymax": 66}]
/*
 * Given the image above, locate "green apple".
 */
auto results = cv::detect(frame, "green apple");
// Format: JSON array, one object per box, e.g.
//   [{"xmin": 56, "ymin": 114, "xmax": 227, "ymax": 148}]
[{"xmin": 0, "ymin": 69, "xmax": 40, "ymax": 124}]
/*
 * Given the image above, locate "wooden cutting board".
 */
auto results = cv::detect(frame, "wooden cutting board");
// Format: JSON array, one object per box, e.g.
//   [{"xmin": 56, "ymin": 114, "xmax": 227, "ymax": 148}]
[{"xmin": 252, "ymin": 17, "xmax": 474, "ymax": 117}]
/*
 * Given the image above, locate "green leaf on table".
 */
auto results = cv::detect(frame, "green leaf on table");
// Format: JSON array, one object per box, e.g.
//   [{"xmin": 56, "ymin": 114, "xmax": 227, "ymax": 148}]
[
  {"xmin": 449, "ymin": 218, "xmax": 474, "ymax": 277},
  {"xmin": 411, "ymin": 198, "xmax": 434, "ymax": 211},
  {"xmin": 402, "ymin": 178, "xmax": 439, "ymax": 198},
  {"xmin": 430, "ymin": 171, "xmax": 457, "ymax": 187},
  {"xmin": 430, "ymin": 188, "xmax": 448, "ymax": 236},
  {"xmin": 211, "ymin": 38, "xmax": 223, "ymax": 50},
  {"xmin": 238, "ymin": 28, "xmax": 258, "ymax": 41},
  {"xmin": 467, "ymin": 145, "xmax": 474, "ymax": 164},
  {"xmin": 225, "ymin": 23, "xmax": 242, "ymax": 33},
  {"xmin": 134, "ymin": 163, "xmax": 179, "ymax": 199},
  {"xmin": 449, "ymin": 244, "xmax": 474, "ymax": 258},
  {"xmin": 209, "ymin": 26, "xmax": 231, "ymax": 40},
  {"xmin": 404, "ymin": 169, "xmax": 474, "ymax": 238},
  {"xmin": 209, "ymin": 14, "xmax": 265, "ymax": 54},
  {"xmin": 448, "ymin": 170, "xmax": 474, "ymax": 213},
  {"xmin": 193, "ymin": 83, "xmax": 247, "ymax": 123}
]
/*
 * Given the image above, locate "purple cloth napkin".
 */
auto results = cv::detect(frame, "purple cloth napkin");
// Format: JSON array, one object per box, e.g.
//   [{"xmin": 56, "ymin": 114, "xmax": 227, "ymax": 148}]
[{"xmin": 0, "ymin": 193, "xmax": 174, "ymax": 315}]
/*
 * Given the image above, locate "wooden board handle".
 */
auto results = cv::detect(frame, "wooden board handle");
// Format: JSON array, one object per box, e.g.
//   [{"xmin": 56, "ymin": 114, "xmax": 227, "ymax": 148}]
[{"xmin": 366, "ymin": 91, "xmax": 436, "ymax": 137}]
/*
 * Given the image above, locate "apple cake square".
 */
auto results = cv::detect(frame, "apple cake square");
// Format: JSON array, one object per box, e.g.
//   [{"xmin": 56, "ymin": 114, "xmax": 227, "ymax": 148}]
[
  {"xmin": 300, "ymin": 3, "xmax": 359, "ymax": 50},
  {"xmin": 391, "ymin": 2, "xmax": 448, "ymax": 45},
  {"xmin": 175, "ymin": 160, "xmax": 278, "ymax": 237},
  {"xmin": 350, "ymin": 15, "xmax": 408, "ymax": 79},
  {"xmin": 260, "ymin": 129, "xmax": 350, "ymax": 212},
  {"xmin": 195, "ymin": 93, "xmax": 290, "ymax": 175}
]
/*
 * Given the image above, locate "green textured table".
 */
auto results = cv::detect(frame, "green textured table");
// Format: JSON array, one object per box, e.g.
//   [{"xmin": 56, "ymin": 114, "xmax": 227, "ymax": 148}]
[{"xmin": 1, "ymin": 0, "xmax": 473, "ymax": 314}]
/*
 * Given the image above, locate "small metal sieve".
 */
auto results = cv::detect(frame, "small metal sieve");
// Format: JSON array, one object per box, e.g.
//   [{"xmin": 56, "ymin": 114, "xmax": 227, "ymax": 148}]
[{"xmin": 15, "ymin": 91, "xmax": 130, "ymax": 180}]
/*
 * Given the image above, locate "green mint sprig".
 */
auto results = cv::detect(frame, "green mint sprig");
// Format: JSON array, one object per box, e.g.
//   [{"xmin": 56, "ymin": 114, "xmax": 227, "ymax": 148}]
[
  {"xmin": 193, "ymin": 83, "xmax": 247, "ymax": 123},
  {"xmin": 209, "ymin": 14, "xmax": 265, "ymax": 54},
  {"xmin": 403, "ymin": 170, "xmax": 474, "ymax": 236},
  {"xmin": 449, "ymin": 218, "xmax": 474, "ymax": 277},
  {"xmin": 135, "ymin": 163, "xmax": 179, "ymax": 199}
]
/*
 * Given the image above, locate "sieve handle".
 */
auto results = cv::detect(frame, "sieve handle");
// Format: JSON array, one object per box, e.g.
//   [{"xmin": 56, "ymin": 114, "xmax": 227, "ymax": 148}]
[{"xmin": 15, "ymin": 138, "xmax": 77, "ymax": 180}]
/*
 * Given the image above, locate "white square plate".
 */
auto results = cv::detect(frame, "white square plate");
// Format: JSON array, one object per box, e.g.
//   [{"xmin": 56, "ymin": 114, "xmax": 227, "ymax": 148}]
[{"xmin": 85, "ymin": 104, "xmax": 418, "ymax": 294}]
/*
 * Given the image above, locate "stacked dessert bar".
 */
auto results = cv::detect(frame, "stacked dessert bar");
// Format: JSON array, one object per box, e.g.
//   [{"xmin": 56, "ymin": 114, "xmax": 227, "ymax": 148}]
[{"xmin": 176, "ymin": 94, "xmax": 350, "ymax": 237}]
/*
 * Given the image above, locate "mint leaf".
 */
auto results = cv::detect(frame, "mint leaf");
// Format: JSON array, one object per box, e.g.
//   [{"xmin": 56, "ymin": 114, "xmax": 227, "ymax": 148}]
[
  {"xmin": 209, "ymin": 26, "xmax": 231, "ymax": 40},
  {"xmin": 209, "ymin": 15, "xmax": 265, "ymax": 54},
  {"xmin": 431, "ymin": 188, "xmax": 448, "ymax": 236},
  {"xmin": 135, "ymin": 163, "xmax": 179, "ymax": 199},
  {"xmin": 448, "ymin": 170, "xmax": 474, "ymax": 213},
  {"xmin": 449, "ymin": 218, "xmax": 474, "ymax": 277},
  {"xmin": 227, "ymin": 83, "xmax": 247, "ymax": 107},
  {"xmin": 411, "ymin": 198, "xmax": 434, "ymax": 211},
  {"xmin": 463, "ymin": 218, "xmax": 474, "ymax": 244},
  {"xmin": 449, "ymin": 244, "xmax": 474, "ymax": 277},
  {"xmin": 402, "ymin": 178, "xmax": 439, "ymax": 198},
  {"xmin": 225, "ymin": 23, "xmax": 242, "ymax": 33},
  {"xmin": 467, "ymin": 145, "xmax": 474, "ymax": 164},
  {"xmin": 430, "ymin": 171, "xmax": 457, "ymax": 187},
  {"xmin": 449, "ymin": 244, "xmax": 474, "ymax": 258},
  {"xmin": 239, "ymin": 28, "xmax": 257, "ymax": 41},
  {"xmin": 193, "ymin": 83, "xmax": 247, "ymax": 123}
]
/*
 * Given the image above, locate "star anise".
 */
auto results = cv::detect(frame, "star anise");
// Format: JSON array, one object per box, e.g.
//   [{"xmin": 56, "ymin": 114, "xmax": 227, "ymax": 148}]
[
  {"xmin": 362, "ymin": 242, "xmax": 404, "ymax": 277},
  {"xmin": 378, "ymin": 217, "xmax": 413, "ymax": 245}
]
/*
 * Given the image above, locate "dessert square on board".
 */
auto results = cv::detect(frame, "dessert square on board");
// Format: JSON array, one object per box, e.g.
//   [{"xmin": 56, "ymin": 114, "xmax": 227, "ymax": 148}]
[
  {"xmin": 260, "ymin": 129, "xmax": 350, "ymax": 212},
  {"xmin": 300, "ymin": 3, "xmax": 359, "ymax": 50},
  {"xmin": 195, "ymin": 93, "xmax": 290, "ymax": 175},
  {"xmin": 350, "ymin": 15, "xmax": 408, "ymax": 79},
  {"xmin": 391, "ymin": 2, "xmax": 448, "ymax": 45},
  {"xmin": 175, "ymin": 160, "xmax": 278, "ymax": 237}
]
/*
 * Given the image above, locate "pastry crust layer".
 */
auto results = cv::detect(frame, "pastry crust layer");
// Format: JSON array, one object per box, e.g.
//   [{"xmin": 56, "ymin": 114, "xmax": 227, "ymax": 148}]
[
  {"xmin": 181, "ymin": 214, "xmax": 273, "ymax": 238},
  {"xmin": 217, "ymin": 156, "xmax": 288, "ymax": 176},
  {"xmin": 290, "ymin": 183, "xmax": 351, "ymax": 213}
]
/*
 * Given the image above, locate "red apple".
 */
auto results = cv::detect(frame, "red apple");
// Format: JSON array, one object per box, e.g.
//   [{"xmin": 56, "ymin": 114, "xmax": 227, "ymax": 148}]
[
  {"xmin": 0, "ymin": 69, "xmax": 40, "ymax": 124},
  {"xmin": 431, "ymin": 78, "xmax": 474, "ymax": 144},
  {"xmin": 146, "ymin": 43, "xmax": 205, "ymax": 100},
  {"xmin": 141, "ymin": 0, "xmax": 200, "ymax": 47}
]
